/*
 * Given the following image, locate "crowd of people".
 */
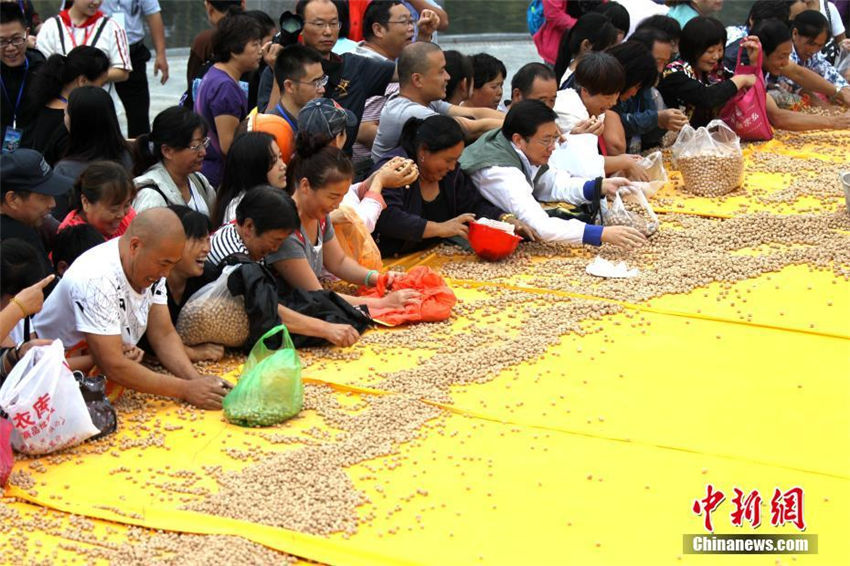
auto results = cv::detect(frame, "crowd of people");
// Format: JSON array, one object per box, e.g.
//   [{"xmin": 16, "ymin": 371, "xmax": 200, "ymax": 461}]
[{"xmin": 1, "ymin": 0, "xmax": 849, "ymax": 414}]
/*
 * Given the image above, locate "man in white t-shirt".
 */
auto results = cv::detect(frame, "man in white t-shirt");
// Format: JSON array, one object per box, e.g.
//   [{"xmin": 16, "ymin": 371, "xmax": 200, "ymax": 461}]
[
  {"xmin": 35, "ymin": 208, "xmax": 230, "ymax": 410},
  {"xmin": 371, "ymin": 41, "xmax": 505, "ymax": 161}
]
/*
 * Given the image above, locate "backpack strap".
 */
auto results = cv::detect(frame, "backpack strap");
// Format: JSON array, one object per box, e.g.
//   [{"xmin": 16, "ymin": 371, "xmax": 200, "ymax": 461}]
[
  {"xmin": 54, "ymin": 15, "xmax": 66, "ymax": 54},
  {"xmin": 90, "ymin": 16, "xmax": 110, "ymax": 48},
  {"xmin": 135, "ymin": 181, "xmax": 170, "ymax": 206}
]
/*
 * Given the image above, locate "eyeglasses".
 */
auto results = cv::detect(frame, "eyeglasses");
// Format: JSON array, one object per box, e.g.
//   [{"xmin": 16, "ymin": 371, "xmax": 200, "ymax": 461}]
[
  {"xmin": 305, "ymin": 20, "xmax": 341, "ymax": 30},
  {"xmin": 386, "ymin": 17, "xmax": 417, "ymax": 27},
  {"xmin": 187, "ymin": 137, "xmax": 210, "ymax": 152},
  {"xmin": 529, "ymin": 136, "xmax": 559, "ymax": 149},
  {"xmin": 292, "ymin": 75, "xmax": 329, "ymax": 90},
  {"xmin": 0, "ymin": 35, "xmax": 27, "ymax": 48}
]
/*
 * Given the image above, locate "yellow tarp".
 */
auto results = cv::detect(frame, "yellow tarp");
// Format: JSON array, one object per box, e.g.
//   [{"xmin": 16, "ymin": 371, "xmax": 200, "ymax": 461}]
[{"xmin": 3, "ymin": 132, "xmax": 849, "ymax": 565}]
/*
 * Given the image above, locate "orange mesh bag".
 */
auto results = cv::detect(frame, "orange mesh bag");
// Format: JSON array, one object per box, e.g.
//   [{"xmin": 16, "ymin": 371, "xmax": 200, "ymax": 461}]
[
  {"xmin": 359, "ymin": 266, "xmax": 456, "ymax": 326},
  {"xmin": 330, "ymin": 205, "xmax": 383, "ymax": 271}
]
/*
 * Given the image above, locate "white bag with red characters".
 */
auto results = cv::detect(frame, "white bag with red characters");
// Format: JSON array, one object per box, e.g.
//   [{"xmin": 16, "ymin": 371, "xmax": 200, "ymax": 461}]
[{"xmin": 0, "ymin": 340, "xmax": 99, "ymax": 455}]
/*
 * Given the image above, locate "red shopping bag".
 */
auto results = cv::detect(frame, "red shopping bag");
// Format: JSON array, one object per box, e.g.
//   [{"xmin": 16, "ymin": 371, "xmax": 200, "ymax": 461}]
[
  {"xmin": 720, "ymin": 45, "xmax": 773, "ymax": 141},
  {"xmin": 1, "ymin": 417, "xmax": 13, "ymax": 487},
  {"xmin": 359, "ymin": 266, "xmax": 457, "ymax": 326}
]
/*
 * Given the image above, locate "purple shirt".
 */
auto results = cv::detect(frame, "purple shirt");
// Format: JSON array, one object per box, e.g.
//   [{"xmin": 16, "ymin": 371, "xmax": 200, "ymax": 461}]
[{"xmin": 194, "ymin": 66, "xmax": 247, "ymax": 188}]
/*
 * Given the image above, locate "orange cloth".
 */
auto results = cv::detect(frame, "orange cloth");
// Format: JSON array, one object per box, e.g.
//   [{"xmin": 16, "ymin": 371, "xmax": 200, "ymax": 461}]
[{"xmin": 358, "ymin": 266, "xmax": 456, "ymax": 326}]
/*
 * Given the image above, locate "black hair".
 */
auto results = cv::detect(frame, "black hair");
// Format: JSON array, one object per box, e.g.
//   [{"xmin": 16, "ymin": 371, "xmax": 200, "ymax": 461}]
[
  {"xmin": 363, "ymin": 0, "xmax": 404, "ymax": 41},
  {"xmin": 70, "ymin": 161, "xmax": 134, "ymax": 211},
  {"xmin": 471, "ymin": 53, "xmax": 506, "ymax": 90},
  {"xmin": 748, "ymin": 0, "xmax": 791, "ymax": 27},
  {"xmin": 167, "ymin": 205, "xmax": 212, "ymax": 240},
  {"xmin": 679, "ymin": 16, "xmax": 726, "ymax": 68},
  {"xmin": 792, "ymin": 9, "xmax": 830, "ymax": 39},
  {"xmin": 398, "ymin": 41, "xmax": 443, "ymax": 85},
  {"xmin": 566, "ymin": 0, "xmax": 604, "ymax": 20},
  {"xmin": 290, "ymin": 132, "xmax": 353, "ymax": 190},
  {"xmin": 64, "ymin": 86, "xmax": 130, "ymax": 163},
  {"xmin": 399, "ymin": 115, "xmax": 464, "ymax": 159},
  {"xmin": 635, "ymin": 15, "xmax": 682, "ymax": 42},
  {"xmin": 606, "ymin": 40, "xmax": 658, "ymax": 91},
  {"xmin": 213, "ymin": 132, "xmax": 278, "ymax": 227},
  {"xmin": 443, "ymin": 50, "xmax": 473, "ymax": 102},
  {"xmin": 752, "ymin": 17, "xmax": 793, "ymax": 56},
  {"xmin": 207, "ymin": 0, "xmax": 243, "ymax": 15},
  {"xmin": 235, "ymin": 185, "xmax": 300, "ymax": 234},
  {"xmin": 244, "ymin": 9, "xmax": 276, "ymax": 38},
  {"xmin": 273, "ymin": 43, "xmax": 324, "ymax": 90},
  {"xmin": 1, "ymin": 239, "xmax": 47, "ymax": 297},
  {"xmin": 133, "ymin": 106, "xmax": 208, "ymax": 176},
  {"xmin": 511, "ymin": 62, "xmax": 557, "ymax": 97},
  {"xmin": 502, "ymin": 99, "xmax": 558, "ymax": 140},
  {"xmin": 27, "ymin": 47, "xmax": 109, "ymax": 120},
  {"xmin": 211, "ymin": 13, "xmax": 262, "ymax": 63},
  {"xmin": 52, "ymin": 224, "xmax": 105, "ymax": 273},
  {"xmin": 594, "ymin": 1, "xmax": 630, "ymax": 35},
  {"xmin": 629, "ymin": 27, "xmax": 672, "ymax": 51},
  {"xmin": 0, "ymin": 2, "xmax": 26, "ymax": 27},
  {"xmin": 574, "ymin": 52, "xmax": 626, "ymax": 95},
  {"xmin": 554, "ymin": 13, "xmax": 619, "ymax": 84}
]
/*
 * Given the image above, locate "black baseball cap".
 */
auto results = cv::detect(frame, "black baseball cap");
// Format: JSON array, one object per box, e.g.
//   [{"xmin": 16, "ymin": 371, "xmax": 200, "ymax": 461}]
[
  {"xmin": 1, "ymin": 149, "xmax": 73, "ymax": 197},
  {"xmin": 298, "ymin": 98, "xmax": 357, "ymax": 141}
]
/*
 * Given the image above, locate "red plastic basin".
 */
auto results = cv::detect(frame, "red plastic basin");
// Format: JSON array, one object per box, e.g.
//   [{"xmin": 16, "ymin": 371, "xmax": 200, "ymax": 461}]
[{"xmin": 468, "ymin": 221, "xmax": 522, "ymax": 261}]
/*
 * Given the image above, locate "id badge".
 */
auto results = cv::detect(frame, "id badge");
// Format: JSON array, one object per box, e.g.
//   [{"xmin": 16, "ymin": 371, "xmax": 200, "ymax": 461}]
[{"xmin": 2, "ymin": 127, "xmax": 22, "ymax": 153}]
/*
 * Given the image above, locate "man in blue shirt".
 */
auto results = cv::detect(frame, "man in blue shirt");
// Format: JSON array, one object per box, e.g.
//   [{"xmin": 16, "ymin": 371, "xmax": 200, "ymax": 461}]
[{"xmin": 100, "ymin": 0, "xmax": 169, "ymax": 137}]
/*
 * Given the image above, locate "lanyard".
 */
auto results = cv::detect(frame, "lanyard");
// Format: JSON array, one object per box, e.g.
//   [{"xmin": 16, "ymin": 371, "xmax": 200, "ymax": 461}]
[
  {"xmin": 276, "ymin": 104, "xmax": 298, "ymax": 132},
  {"xmin": 62, "ymin": 18, "xmax": 96, "ymax": 49},
  {"xmin": 0, "ymin": 58, "xmax": 29, "ymax": 128}
]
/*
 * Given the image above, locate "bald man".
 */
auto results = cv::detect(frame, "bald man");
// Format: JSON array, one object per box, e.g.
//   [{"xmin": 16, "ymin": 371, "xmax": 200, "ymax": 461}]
[
  {"xmin": 35, "ymin": 208, "xmax": 231, "ymax": 410},
  {"xmin": 370, "ymin": 41, "xmax": 505, "ymax": 161}
]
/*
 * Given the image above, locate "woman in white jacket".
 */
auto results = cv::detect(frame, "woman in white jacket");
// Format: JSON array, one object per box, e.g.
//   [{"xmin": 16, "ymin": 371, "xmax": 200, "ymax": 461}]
[{"xmin": 132, "ymin": 106, "xmax": 217, "ymax": 216}]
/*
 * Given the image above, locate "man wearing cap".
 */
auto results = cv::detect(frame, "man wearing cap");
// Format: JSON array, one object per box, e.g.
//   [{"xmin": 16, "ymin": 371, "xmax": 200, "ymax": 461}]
[
  {"xmin": 0, "ymin": 149, "xmax": 72, "ymax": 278},
  {"xmin": 371, "ymin": 41, "xmax": 505, "ymax": 162},
  {"xmin": 35, "ymin": 208, "xmax": 232, "ymax": 410},
  {"xmin": 298, "ymin": 97, "xmax": 358, "ymax": 148}
]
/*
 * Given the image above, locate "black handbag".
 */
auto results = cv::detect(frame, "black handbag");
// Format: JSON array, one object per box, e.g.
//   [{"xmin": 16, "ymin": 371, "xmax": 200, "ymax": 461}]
[{"xmin": 73, "ymin": 372, "xmax": 117, "ymax": 441}]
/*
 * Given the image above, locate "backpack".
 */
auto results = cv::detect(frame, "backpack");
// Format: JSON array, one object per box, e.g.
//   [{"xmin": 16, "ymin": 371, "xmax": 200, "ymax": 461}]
[{"xmin": 527, "ymin": 0, "xmax": 545, "ymax": 36}]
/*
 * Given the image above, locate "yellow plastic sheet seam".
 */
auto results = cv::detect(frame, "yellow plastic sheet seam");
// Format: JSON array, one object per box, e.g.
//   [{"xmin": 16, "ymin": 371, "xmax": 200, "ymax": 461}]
[
  {"xmin": 5, "ymin": 486, "xmax": 421, "ymax": 566},
  {"xmin": 301, "ymin": 377, "xmax": 850, "ymax": 481},
  {"xmin": 445, "ymin": 277, "xmax": 850, "ymax": 341}
]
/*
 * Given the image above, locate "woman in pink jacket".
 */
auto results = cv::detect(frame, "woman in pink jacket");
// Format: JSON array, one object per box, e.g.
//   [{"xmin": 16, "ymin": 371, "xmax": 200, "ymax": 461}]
[{"xmin": 534, "ymin": 1, "xmax": 577, "ymax": 65}]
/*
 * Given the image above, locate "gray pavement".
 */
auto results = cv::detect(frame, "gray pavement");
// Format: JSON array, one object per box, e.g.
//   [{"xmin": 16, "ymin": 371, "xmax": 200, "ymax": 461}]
[{"xmin": 129, "ymin": 37, "xmax": 540, "ymax": 132}]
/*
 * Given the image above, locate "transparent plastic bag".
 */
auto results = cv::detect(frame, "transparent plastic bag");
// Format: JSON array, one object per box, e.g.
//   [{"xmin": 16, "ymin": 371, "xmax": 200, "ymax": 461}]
[
  {"xmin": 0, "ymin": 340, "xmax": 99, "ymax": 455},
  {"xmin": 176, "ymin": 265, "xmax": 250, "ymax": 348},
  {"xmin": 223, "ymin": 325, "xmax": 303, "ymax": 428},
  {"xmin": 602, "ymin": 188, "xmax": 659, "ymax": 237},
  {"xmin": 672, "ymin": 119, "xmax": 744, "ymax": 197},
  {"xmin": 637, "ymin": 150, "xmax": 668, "ymax": 196},
  {"xmin": 330, "ymin": 205, "xmax": 383, "ymax": 271}
]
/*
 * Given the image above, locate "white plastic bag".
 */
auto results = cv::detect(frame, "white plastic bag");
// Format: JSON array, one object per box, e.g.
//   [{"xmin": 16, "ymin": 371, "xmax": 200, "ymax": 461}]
[
  {"xmin": 175, "ymin": 265, "xmax": 250, "ymax": 348},
  {"xmin": 0, "ymin": 340, "xmax": 98, "ymax": 455},
  {"xmin": 548, "ymin": 135, "xmax": 605, "ymax": 179},
  {"xmin": 671, "ymin": 119, "xmax": 744, "ymax": 197},
  {"xmin": 602, "ymin": 187, "xmax": 659, "ymax": 236}
]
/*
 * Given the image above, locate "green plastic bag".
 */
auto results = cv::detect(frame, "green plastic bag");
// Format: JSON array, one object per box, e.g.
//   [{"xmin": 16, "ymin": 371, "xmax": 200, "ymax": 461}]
[{"xmin": 223, "ymin": 325, "xmax": 303, "ymax": 427}]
